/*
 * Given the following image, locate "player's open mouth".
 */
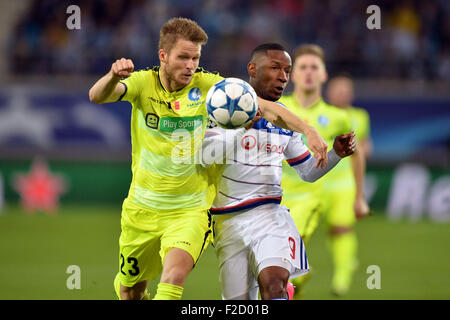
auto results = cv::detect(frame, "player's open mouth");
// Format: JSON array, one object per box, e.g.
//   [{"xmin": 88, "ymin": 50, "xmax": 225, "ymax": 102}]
[{"xmin": 274, "ymin": 86, "xmax": 284, "ymax": 93}]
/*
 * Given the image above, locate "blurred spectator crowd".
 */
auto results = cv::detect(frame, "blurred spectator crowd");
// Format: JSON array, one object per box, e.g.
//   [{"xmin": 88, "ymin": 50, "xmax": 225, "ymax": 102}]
[{"xmin": 8, "ymin": 0, "xmax": 450, "ymax": 80}]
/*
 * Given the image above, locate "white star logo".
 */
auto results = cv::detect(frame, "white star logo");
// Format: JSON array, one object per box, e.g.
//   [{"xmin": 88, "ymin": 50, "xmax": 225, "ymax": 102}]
[{"xmin": 0, "ymin": 91, "xmax": 59, "ymax": 148}]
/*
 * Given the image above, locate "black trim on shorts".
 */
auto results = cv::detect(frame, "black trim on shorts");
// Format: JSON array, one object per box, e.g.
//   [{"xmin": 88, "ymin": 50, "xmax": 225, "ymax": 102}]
[
  {"xmin": 193, "ymin": 229, "xmax": 211, "ymax": 267},
  {"xmin": 193, "ymin": 210, "xmax": 213, "ymax": 267}
]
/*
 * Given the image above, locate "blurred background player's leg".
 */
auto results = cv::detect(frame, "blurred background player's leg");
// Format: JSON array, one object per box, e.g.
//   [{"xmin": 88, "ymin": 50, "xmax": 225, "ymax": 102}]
[
  {"xmin": 325, "ymin": 75, "xmax": 372, "ymax": 296},
  {"xmin": 323, "ymin": 187, "xmax": 358, "ymax": 296}
]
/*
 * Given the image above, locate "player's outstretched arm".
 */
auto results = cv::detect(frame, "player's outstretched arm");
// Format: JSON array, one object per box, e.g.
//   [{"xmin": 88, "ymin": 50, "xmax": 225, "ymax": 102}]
[
  {"xmin": 350, "ymin": 139, "xmax": 370, "ymax": 220},
  {"xmin": 293, "ymin": 131, "xmax": 356, "ymax": 183},
  {"xmin": 333, "ymin": 131, "xmax": 356, "ymax": 158},
  {"xmin": 89, "ymin": 58, "xmax": 134, "ymax": 104},
  {"xmin": 257, "ymin": 97, "xmax": 328, "ymax": 168}
]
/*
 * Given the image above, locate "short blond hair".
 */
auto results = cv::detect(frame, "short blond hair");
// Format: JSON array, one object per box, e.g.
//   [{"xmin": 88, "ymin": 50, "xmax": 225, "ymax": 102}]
[
  {"xmin": 293, "ymin": 44, "xmax": 325, "ymax": 65},
  {"xmin": 159, "ymin": 17, "xmax": 208, "ymax": 53}
]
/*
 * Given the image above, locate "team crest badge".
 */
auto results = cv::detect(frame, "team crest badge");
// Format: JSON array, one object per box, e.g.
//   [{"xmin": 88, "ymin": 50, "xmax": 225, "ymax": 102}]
[
  {"xmin": 188, "ymin": 87, "xmax": 201, "ymax": 101},
  {"xmin": 318, "ymin": 115, "xmax": 329, "ymax": 126}
]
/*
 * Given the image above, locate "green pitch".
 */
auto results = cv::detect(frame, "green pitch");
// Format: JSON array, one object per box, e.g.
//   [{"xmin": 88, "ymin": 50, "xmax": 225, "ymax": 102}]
[{"xmin": 0, "ymin": 205, "xmax": 449, "ymax": 300}]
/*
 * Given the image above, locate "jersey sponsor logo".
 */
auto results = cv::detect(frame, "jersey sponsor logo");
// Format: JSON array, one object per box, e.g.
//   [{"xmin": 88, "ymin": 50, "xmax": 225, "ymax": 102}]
[
  {"xmin": 241, "ymin": 135, "xmax": 257, "ymax": 150},
  {"xmin": 240, "ymin": 135, "xmax": 285, "ymax": 154},
  {"xmin": 188, "ymin": 87, "xmax": 202, "ymax": 101},
  {"xmin": 145, "ymin": 113, "xmax": 159, "ymax": 129},
  {"xmin": 159, "ymin": 115, "xmax": 203, "ymax": 133},
  {"xmin": 262, "ymin": 143, "xmax": 285, "ymax": 154}
]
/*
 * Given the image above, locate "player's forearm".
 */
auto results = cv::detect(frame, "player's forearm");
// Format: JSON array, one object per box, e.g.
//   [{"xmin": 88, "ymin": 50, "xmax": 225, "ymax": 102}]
[
  {"xmin": 351, "ymin": 142, "xmax": 366, "ymax": 199},
  {"xmin": 361, "ymin": 138, "xmax": 373, "ymax": 159},
  {"xmin": 89, "ymin": 70, "xmax": 121, "ymax": 104},
  {"xmin": 294, "ymin": 149, "xmax": 341, "ymax": 182},
  {"xmin": 257, "ymin": 97, "xmax": 313, "ymax": 135},
  {"xmin": 257, "ymin": 97, "xmax": 328, "ymax": 167}
]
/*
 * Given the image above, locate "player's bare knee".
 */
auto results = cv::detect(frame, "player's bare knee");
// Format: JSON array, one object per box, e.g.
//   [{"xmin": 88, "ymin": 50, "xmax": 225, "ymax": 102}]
[
  {"xmin": 161, "ymin": 248, "xmax": 194, "ymax": 286},
  {"xmin": 160, "ymin": 266, "xmax": 189, "ymax": 286}
]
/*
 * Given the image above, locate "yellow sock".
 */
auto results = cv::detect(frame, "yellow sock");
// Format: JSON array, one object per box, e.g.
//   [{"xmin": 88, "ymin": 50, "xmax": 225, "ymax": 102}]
[
  {"xmin": 329, "ymin": 231, "xmax": 358, "ymax": 295},
  {"xmin": 153, "ymin": 282, "xmax": 184, "ymax": 300}
]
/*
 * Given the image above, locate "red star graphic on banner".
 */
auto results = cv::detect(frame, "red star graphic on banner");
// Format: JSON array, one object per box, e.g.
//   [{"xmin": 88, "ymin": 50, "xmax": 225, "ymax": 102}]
[{"xmin": 13, "ymin": 157, "xmax": 67, "ymax": 215}]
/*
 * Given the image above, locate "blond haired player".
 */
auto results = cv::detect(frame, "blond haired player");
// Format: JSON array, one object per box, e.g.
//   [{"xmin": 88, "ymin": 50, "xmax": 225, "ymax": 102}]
[
  {"xmin": 89, "ymin": 18, "xmax": 328, "ymax": 300},
  {"xmin": 280, "ymin": 45, "xmax": 370, "ymax": 297}
]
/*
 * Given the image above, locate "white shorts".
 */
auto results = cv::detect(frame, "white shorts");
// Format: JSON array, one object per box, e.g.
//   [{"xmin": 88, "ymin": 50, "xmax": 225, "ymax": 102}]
[{"xmin": 212, "ymin": 203, "xmax": 309, "ymax": 300}]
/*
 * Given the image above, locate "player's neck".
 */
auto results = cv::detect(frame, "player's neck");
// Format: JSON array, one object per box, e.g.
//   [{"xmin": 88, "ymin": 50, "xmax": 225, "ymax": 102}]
[
  {"xmin": 293, "ymin": 88, "xmax": 321, "ymax": 109},
  {"xmin": 159, "ymin": 66, "xmax": 184, "ymax": 92}
]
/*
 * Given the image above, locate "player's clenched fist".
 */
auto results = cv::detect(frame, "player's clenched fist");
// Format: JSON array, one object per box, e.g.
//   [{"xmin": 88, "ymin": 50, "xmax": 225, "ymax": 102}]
[
  {"xmin": 333, "ymin": 131, "xmax": 356, "ymax": 158},
  {"xmin": 111, "ymin": 58, "xmax": 134, "ymax": 79}
]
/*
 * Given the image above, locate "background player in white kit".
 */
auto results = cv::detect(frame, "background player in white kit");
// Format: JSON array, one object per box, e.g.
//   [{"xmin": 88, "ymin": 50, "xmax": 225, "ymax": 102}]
[{"xmin": 201, "ymin": 44, "xmax": 356, "ymax": 300}]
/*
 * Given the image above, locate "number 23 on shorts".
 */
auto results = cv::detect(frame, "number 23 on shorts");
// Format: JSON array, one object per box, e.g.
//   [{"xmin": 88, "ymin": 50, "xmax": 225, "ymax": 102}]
[{"xmin": 120, "ymin": 253, "xmax": 140, "ymax": 276}]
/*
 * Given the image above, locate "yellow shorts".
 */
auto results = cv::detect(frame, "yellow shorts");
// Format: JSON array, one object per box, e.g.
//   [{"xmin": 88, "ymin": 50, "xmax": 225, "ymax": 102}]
[
  {"xmin": 282, "ymin": 192, "xmax": 323, "ymax": 244},
  {"xmin": 117, "ymin": 199, "xmax": 212, "ymax": 287},
  {"xmin": 322, "ymin": 187, "xmax": 356, "ymax": 228}
]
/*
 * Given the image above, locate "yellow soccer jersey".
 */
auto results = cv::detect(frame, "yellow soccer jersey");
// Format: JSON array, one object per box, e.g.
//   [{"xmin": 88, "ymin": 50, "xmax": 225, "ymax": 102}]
[
  {"xmin": 278, "ymin": 95, "xmax": 353, "ymax": 197},
  {"xmin": 348, "ymin": 106, "xmax": 370, "ymax": 143},
  {"xmin": 119, "ymin": 66, "xmax": 223, "ymax": 211}
]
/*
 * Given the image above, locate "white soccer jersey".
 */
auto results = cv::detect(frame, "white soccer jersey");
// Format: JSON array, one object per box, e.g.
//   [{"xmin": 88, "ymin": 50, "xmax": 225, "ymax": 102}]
[{"xmin": 203, "ymin": 117, "xmax": 311, "ymax": 214}]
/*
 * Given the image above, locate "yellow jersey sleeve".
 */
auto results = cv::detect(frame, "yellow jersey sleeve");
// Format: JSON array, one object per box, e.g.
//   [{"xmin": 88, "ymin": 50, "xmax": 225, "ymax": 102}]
[{"xmin": 119, "ymin": 70, "xmax": 149, "ymax": 103}]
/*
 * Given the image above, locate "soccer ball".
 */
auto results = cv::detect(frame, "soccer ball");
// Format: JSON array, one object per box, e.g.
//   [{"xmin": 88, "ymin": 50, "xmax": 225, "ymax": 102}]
[{"xmin": 205, "ymin": 78, "xmax": 258, "ymax": 129}]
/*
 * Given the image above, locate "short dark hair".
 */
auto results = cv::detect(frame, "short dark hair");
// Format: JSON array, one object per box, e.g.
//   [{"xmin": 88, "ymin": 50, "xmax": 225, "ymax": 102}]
[{"xmin": 250, "ymin": 43, "xmax": 287, "ymax": 61}]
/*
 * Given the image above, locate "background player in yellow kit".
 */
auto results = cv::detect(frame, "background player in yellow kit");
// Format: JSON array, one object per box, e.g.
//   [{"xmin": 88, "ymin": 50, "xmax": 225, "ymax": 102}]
[
  {"xmin": 327, "ymin": 75, "xmax": 372, "ymax": 223},
  {"xmin": 327, "ymin": 75, "xmax": 372, "ymax": 161},
  {"xmin": 280, "ymin": 45, "xmax": 369, "ymax": 298},
  {"xmin": 89, "ymin": 18, "xmax": 328, "ymax": 300}
]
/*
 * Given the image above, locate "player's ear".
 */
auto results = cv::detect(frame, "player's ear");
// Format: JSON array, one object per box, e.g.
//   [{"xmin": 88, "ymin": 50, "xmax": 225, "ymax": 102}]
[
  {"xmin": 159, "ymin": 49, "xmax": 167, "ymax": 64},
  {"xmin": 248, "ymin": 62, "xmax": 257, "ymax": 78}
]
